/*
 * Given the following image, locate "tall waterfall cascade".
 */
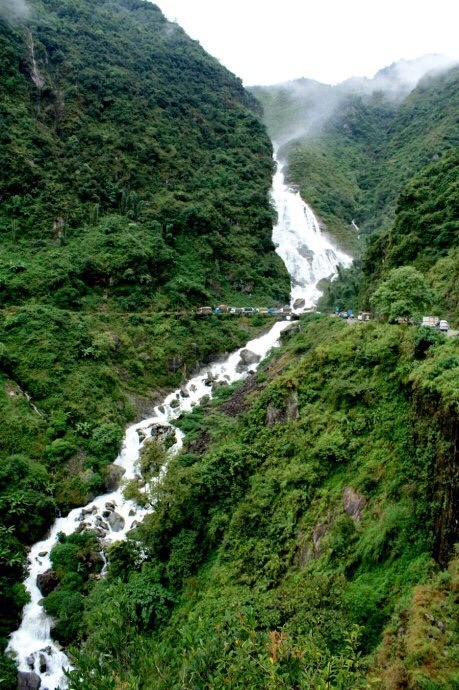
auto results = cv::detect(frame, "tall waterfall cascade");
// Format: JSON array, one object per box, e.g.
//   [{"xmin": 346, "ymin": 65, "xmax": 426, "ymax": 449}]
[
  {"xmin": 271, "ymin": 155, "xmax": 352, "ymax": 310},
  {"xmin": 8, "ymin": 154, "xmax": 352, "ymax": 689}
]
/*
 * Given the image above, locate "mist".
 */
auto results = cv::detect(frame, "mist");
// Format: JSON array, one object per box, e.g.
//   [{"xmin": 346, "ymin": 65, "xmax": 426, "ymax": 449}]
[
  {"xmin": 253, "ymin": 54, "xmax": 459, "ymax": 150},
  {"xmin": 0, "ymin": 0, "xmax": 31, "ymax": 22}
]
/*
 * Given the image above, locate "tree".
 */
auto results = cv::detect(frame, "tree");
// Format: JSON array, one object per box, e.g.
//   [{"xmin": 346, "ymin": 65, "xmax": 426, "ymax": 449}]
[{"xmin": 370, "ymin": 266, "xmax": 433, "ymax": 322}]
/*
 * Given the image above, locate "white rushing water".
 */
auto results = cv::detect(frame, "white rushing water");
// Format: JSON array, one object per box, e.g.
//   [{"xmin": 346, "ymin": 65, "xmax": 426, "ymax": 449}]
[
  {"xmin": 271, "ymin": 154, "xmax": 352, "ymax": 310},
  {"xmin": 9, "ymin": 154, "xmax": 351, "ymax": 689}
]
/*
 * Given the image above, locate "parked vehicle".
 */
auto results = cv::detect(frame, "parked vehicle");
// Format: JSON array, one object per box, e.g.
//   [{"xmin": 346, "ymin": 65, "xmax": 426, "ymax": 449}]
[
  {"xmin": 243, "ymin": 307, "xmax": 257, "ymax": 314},
  {"xmin": 422, "ymin": 316, "xmax": 439, "ymax": 328},
  {"xmin": 267, "ymin": 308, "xmax": 278, "ymax": 315},
  {"xmin": 197, "ymin": 306, "xmax": 212, "ymax": 314},
  {"xmin": 438, "ymin": 320, "xmax": 449, "ymax": 332}
]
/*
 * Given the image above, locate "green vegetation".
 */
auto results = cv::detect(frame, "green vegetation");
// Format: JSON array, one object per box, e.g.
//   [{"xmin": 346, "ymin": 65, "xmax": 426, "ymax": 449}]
[
  {"xmin": 370, "ymin": 267, "xmax": 433, "ymax": 322},
  {"xmin": 0, "ymin": 0, "xmax": 291, "ymax": 677},
  {"xmin": 254, "ymin": 67, "xmax": 459, "ymax": 257},
  {"xmin": 1, "ymin": 1, "xmax": 458, "ymax": 685},
  {"xmin": 0, "ymin": 0, "xmax": 289, "ymax": 308},
  {"xmin": 31, "ymin": 314, "xmax": 456, "ymax": 689}
]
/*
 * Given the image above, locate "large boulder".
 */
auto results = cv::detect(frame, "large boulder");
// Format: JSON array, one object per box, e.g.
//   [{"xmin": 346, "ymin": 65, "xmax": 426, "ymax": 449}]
[
  {"xmin": 107, "ymin": 511, "xmax": 125, "ymax": 532},
  {"xmin": 17, "ymin": 671, "xmax": 41, "ymax": 689},
  {"xmin": 36, "ymin": 569, "xmax": 59, "ymax": 597},
  {"xmin": 239, "ymin": 349, "xmax": 261, "ymax": 365},
  {"xmin": 103, "ymin": 464, "xmax": 125, "ymax": 492}
]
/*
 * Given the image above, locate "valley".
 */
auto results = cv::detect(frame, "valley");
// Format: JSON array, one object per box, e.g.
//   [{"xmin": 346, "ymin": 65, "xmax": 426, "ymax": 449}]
[{"xmin": 0, "ymin": 1, "xmax": 457, "ymax": 689}]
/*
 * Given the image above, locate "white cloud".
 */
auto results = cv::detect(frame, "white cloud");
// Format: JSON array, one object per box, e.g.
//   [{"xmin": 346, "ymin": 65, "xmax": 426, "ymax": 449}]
[
  {"xmin": 155, "ymin": 0, "xmax": 459, "ymax": 85},
  {"xmin": 0, "ymin": 0, "xmax": 31, "ymax": 21}
]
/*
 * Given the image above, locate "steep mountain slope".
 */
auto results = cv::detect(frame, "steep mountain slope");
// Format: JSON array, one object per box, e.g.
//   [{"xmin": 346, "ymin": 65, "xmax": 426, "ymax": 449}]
[
  {"xmin": 0, "ymin": 1, "xmax": 291, "ymax": 682},
  {"xmin": 0, "ymin": 0, "xmax": 289, "ymax": 307},
  {"xmin": 43, "ymin": 314, "xmax": 459, "ymax": 689},
  {"xmin": 255, "ymin": 63, "xmax": 459, "ymax": 322},
  {"xmin": 253, "ymin": 62, "xmax": 459, "ymax": 256}
]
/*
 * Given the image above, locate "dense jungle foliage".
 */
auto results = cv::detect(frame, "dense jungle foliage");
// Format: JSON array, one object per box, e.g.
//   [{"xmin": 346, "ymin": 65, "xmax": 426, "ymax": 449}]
[
  {"xmin": 1, "ymin": 0, "xmax": 458, "ymax": 686},
  {"xmin": 0, "ymin": 0, "xmax": 289, "ymax": 307},
  {"xmin": 32, "ymin": 314, "xmax": 458, "ymax": 689},
  {"xmin": 0, "ymin": 0, "xmax": 291, "ymax": 681}
]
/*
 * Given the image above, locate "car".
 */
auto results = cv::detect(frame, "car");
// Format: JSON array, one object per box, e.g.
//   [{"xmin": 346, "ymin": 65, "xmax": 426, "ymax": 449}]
[
  {"xmin": 438, "ymin": 320, "xmax": 449, "ymax": 332},
  {"xmin": 243, "ymin": 307, "xmax": 257, "ymax": 313},
  {"xmin": 267, "ymin": 308, "xmax": 278, "ymax": 315}
]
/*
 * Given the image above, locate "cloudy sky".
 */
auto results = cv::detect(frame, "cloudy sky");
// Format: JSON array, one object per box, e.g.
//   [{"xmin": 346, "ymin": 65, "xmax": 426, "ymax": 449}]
[{"xmin": 156, "ymin": 0, "xmax": 459, "ymax": 85}]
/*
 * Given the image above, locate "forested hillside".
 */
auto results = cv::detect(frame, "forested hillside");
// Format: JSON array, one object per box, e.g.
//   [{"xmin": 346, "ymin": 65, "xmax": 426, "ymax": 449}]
[
  {"xmin": 254, "ymin": 63, "xmax": 459, "ymax": 322},
  {"xmin": 253, "ymin": 63, "xmax": 459, "ymax": 254},
  {"xmin": 38, "ymin": 314, "xmax": 459, "ymax": 689},
  {"xmin": 0, "ymin": 0, "xmax": 290, "ymax": 682},
  {"xmin": 1, "ymin": 2, "xmax": 458, "ymax": 687},
  {"xmin": 1, "ymin": 0, "xmax": 289, "ymax": 307}
]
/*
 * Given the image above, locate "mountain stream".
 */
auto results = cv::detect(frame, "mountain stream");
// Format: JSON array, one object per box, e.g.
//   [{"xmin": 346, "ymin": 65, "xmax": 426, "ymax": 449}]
[{"xmin": 8, "ymin": 156, "xmax": 352, "ymax": 689}]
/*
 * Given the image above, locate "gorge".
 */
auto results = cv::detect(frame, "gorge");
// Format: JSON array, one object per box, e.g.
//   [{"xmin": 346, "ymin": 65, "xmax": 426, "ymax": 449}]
[{"xmin": 9, "ymin": 157, "xmax": 351, "ymax": 689}]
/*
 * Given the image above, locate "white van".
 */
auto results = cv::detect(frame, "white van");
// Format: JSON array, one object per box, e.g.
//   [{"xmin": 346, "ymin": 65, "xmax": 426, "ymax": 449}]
[{"xmin": 438, "ymin": 320, "xmax": 449, "ymax": 332}]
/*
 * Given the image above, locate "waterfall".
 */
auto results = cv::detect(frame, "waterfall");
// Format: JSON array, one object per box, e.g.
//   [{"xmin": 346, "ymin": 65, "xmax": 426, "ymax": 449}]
[
  {"xmin": 271, "ymin": 154, "xmax": 352, "ymax": 310},
  {"xmin": 8, "ymin": 153, "xmax": 351, "ymax": 690}
]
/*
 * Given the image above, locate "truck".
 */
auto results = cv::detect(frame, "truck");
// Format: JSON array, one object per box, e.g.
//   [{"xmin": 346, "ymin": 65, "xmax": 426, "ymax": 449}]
[{"xmin": 422, "ymin": 316, "xmax": 439, "ymax": 328}]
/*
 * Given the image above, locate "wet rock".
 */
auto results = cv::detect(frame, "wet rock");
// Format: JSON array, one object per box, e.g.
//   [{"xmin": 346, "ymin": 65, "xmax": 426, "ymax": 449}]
[
  {"xmin": 38, "ymin": 551, "xmax": 48, "ymax": 558},
  {"xmin": 280, "ymin": 322, "xmax": 301, "ymax": 339},
  {"xmin": 150, "ymin": 424, "xmax": 174, "ymax": 444},
  {"xmin": 76, "ymin": 521, "xmax": 89, "ymax": 533},
  {"xmin": 293, "ymin": 298, "xmax": 305, "ymax": 310},
  {"xmin": 36, "ymin": 569, "xmax": 59, "ymax": 597},
  {"xmin": 104, "ymin": 464, "xmax": 126, "ymax": 492},
  {"xmin": 105, "ymin": 501, "xmax": 115, "ymax": 510},
  {"xmin": 102, "ymin": 510, "xmax": 111, "ymax": 518},
  {"xmin": 128, "ymin": 508, "xmax": 136, "ymax": 516},
  {"xmin": 204, "ymin": 371, "xmax": 217, "ymax": 386},
  {"xmin": 88, "ymin": 551, "xmax": 105, "ymax": 569},
  {"xmin": 137, "ymin": 429, "xmax": 147, "ymax": 442},
  {"xmin": 108, "ymin": 511, "xmax": 125, "ymax": 532},
  {"xmin": 94, "ymin": 516, "xmax": 109, "ymax": 531},
  {"xmin": 130, "ymin": 520, "xmax": 139, "ymax": 529},
  {"xmin": 297, "ymin": 245, "xmax": 314, "ymax": 261},
  {"xmin": 180, "ymin": 385, "xmax": 190, "ymax": 398},
  {"xmin": 18, "ymin": 671, "xmax": 41, "ymax": 689},
  {"xmin": 26, "ymin": 654, "xmax": 35, "ymax": 669},
  {"xmin": 38, "ymin": 653, "xmax": 47, "ymax": 674},
  {"xmin": 211, "ymin": 380, "xmax": 226, "ymax": 391},
  {"xmin": 157, "ymin": 405, "xmax": 165, "ymax": 414},
  {"xmin": 239, "ymin": 349, "xmax": 261, "ymax": 366},
  {"xmin": 343, "ymin": 487, "xmax": 366, "ymax": 523},
  {"xmin": 169, "ymin": 398, "xmax": 180, "ymax": 408}
]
